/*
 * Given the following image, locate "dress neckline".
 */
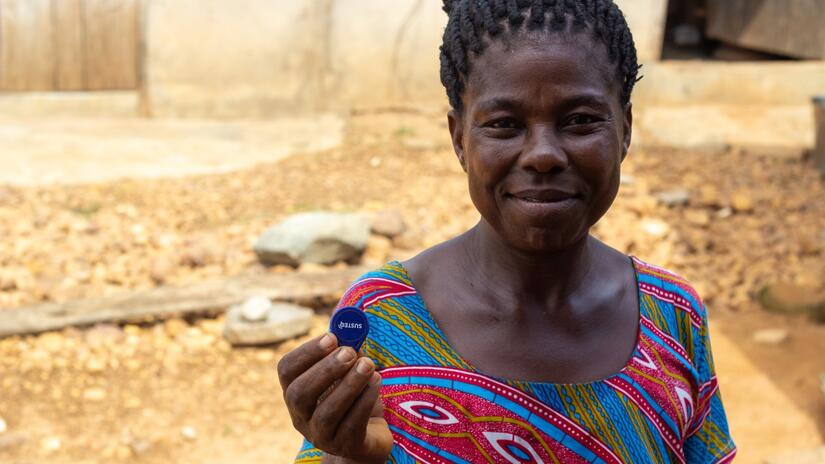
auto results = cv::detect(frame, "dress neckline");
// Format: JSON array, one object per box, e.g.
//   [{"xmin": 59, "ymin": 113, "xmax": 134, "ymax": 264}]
[{"xmin": 387, "ymin": 256, "xmax": 645, "ymax": 387}]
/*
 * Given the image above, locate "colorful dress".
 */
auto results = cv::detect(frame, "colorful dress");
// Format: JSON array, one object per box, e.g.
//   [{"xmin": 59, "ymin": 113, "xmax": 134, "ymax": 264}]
[{"xmin": 294, "ymin": 258, "xmax": 736, "ymax": 463}]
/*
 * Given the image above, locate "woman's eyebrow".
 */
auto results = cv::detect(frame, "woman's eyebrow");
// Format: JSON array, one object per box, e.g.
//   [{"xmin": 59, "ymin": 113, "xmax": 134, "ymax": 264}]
[
  {"xmin": 563, "ymin": 94, "xmax": 611, "ymax": 110},
  {"xmin": 474, "ymin": 97, "xmax": 523, "ymax": 113}
]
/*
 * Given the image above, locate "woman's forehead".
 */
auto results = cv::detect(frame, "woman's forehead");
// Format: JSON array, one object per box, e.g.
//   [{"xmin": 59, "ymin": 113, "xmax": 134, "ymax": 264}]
[{"xmin": 464, "ymin": 32, "xmax": 620, "ymax": 108}]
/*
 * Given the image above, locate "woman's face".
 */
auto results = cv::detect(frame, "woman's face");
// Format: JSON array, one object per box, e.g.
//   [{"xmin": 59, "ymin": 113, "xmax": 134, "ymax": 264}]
[{"xmin": 449, "ymin": 32, "xmax": 632, "ymax": 253}]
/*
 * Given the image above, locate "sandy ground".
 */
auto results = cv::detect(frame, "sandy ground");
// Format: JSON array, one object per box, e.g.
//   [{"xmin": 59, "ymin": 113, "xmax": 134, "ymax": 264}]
[{"xmin": 0, "ymin": 113, "xmax": 824, "ymax": 463}]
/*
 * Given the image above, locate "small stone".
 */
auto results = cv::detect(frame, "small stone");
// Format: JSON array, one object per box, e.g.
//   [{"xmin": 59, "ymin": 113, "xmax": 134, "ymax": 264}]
[
  {"xmin": 369, "ymin": 156, "xmax": 382, "ymax": 168},
  {"xmin": 362, "ymin": 235, "xmax": 393, "ymax": 266},
  {"xmin": 86, "ymin": 357, "xmax": 106, "ymax": 373},
  {"xmin": 799, "ymin": 237, "xmax": 820, "ymax": 255},
  {"xmin": 239, "ymin": 295, "xmax": 272, "ymax": 322},
  {"xmin": 115, "ymin": 445, "xmax": 133, "ymax": 459},
  {"xmin": 684, "ymin": 209, "xmax": 711, "ymax": 227},
  {"xmin": 655, "ymin": 189, "xmax": 690, "ymax": 207},
  {"xmin": 716, "ymin": 207, "xmax": 733, "ymax": 219},
  {"xmin": 402, "ymin": 137, "xmax": 438, "ymax": 151},
  {"xmin": 85, "ymin": 324, "xmax": 124, "ymax": 347},
  {"xmin": 698, "ymin": 186, "xmax": 722, "ymax": 207},
  {"xmin": 620, "ymin": 174, "xmax": 636, "ymax": 186},
  {"xmin": 254, "ymin": 212, "xmax": 371, "ymax": 266},
  {"xmin": 83, "ymin": 387, "xmax": 107, "ymax": 402},
  {"xmin": 181, "ymin": 426, "xmax": 197, "ymax": 441},
  {"xmin": 180, "ymin": 240, "xmax": 221, "ymax": 268},
  {"xmin": 224, "ymin": 302, "xmax": 314, "ymax": 346},
  {"xmin": 641, "ymin": 219, "xmax": 670, "ymax": 237},
  {"xmin": 753, "ymin": 329, "xmax": 789, "ymax": 345},
  {"xmin": 0, "ymin": 417, "xmax": 6, "ymax": 434},
  {"xmin": 149, "ymin": 256, "xmax": 176, "ymax": 284},
  {"xmin": 129, "ymin": 438, "xmax": 152, "ymax": 456},
  {"xmin": 164, "ymin": 318, "xmax": 189, "ymax": 338},
  {"xmin": 0, "ymin": 433, "xmax": 25, "ymax": 451},
  {"xmin": 730, "ymin": 189, "xmax": 754, "ymax": 213},
  {"xmin": 41, "ymin": 436, "xmax": 62, "ymax": 452},
  {"xmin": 370, "ymin": 210, "xmax": 407, "ymax": 238},
  {"xmin": 758, "ymin": 283, "xmax": 825, "ymax": 321},
  {"xmin": 255, "ymin": 350, "xmax": 276, "ymax": 363},
  {"xmin": 37, "ymin": 332, "xmax": 64, "ymax": 352}
]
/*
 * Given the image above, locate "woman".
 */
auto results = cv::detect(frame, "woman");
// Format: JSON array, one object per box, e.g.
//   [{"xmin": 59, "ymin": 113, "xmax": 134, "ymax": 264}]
[{"xmin": 279, "ymin": 1, "xmax": 736, "ymax": 462}]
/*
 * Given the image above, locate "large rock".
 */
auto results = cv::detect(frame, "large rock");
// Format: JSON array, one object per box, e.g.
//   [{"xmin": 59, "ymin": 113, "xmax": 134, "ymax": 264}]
[
  {"xmin": 758, "ymin": 283, "xmax": 825, "ymax": 322},
  {"xmin": 223, "ymin": 300, "xmax": 313, "ymax": 346},
  {"xmin": 254, "ymin": 212, "xmax": 370, "ymax": 266}
]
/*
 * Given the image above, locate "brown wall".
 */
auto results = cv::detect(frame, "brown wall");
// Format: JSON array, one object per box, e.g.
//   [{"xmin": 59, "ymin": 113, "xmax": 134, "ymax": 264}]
[{"xmin": 0, "ymin": 0, "xmax": 140, "ymax": 91}]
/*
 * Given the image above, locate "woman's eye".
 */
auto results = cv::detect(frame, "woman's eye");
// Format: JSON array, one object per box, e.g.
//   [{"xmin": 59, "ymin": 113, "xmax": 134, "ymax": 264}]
[
  {"xmin": 487, "ymin": 118, "xmax": 521, "ymax": 130},
  {"xmin": 567, "ymin": 114, "xmax": 600, "ymax": 126}
]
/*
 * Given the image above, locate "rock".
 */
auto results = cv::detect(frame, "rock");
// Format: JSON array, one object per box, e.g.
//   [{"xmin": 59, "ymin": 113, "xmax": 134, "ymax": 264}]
[
  {"xmin": 0, "ymin": 267, "xmax": 34, "ymax": 292},
  {"xmin": 239, "ymin": 295, "xmax": 272, "ymax": 323},
  {"xmin": 620, "ymin": 174, "xmax": 636, "ymax": 186},
  {"xmin": 370, "ymin": 210, "xmax": 407, "ymax": 238},
  {"xmin": 716, "ymin": 207, "xmax": 733, "ymax": 219},
  {"xmin": 730, "ymin": 189, "xmax": 755, "ymax": 213},
  {"xmin": 402, "ymin": 137, "xmax": 438, "ymax": 151},
  {"xmin": 0, "ymin": 416, "xmax": 6, "ymax": 434},
  {"xmin": 180, "ymin": 239, "xmax": 221, "ymax": 268},
  {"xmin": 0, "ymin": 433, "xmax": 25, "ymax": 451},
  {"xmin": 799, "ymin": 237, "xmax": 821, "ymax": 255},
  {"xmin": 41, "ymin": 436, "xmax": 62, "ymax": 452},
  {"xmin": 129, "ymin": 438, "xmax": 153, "ymax": 456},
  {"xmin": 253, "ymin": 212, "xmax": 370, "ymax": 266},
  {"xmin": 765, "ymin": 447, "xmax": 825, "ymax": 464},
  {"xmin": 83, "ymin": 387, "xmax": 107, "ymax": 402},
  {"xmin": 697, "ymin": 186, "xmax": 723, "ymax": 207},
  {"xmin": 164, "ymin": 318, "xmax": 189, "ymax": 338},
  {"xmin": 655, "ymin": 189, "xmax": 690, "ymax": 207},
  {"xmin": 758, "ymin": 283, "xmax": 825, "ymax": 322},
  {"xmin": 223, "ymin": 302, "xmax": 313, "ymax": 346},
  {"xmin": 85, "ymin": 357, "xmax": 107, "ymax": 373},
  {"xmin": 180, "ymin": 426, "xmax": 198, "ymax": 441},
  {"xmin": 85, "ymin": 324, "xmax": 124, "ymax": 347},
  {"xmin": 752, "ymin": 328, "xmax": 789, "ymax": 345},
  {"xmin": 149, "ymin": 256, "xmax": 176, "ymax": 284},
  {"xmin": 362, "ymin": 235, "xmax": 393, "ymax": 266},
  {"xmin": 685, "ymin": 209, "xmax": 711, "ymax": 227},
  {"xmin": 641, "ymin": 219, "xmax": 670, "ymax": 237}
]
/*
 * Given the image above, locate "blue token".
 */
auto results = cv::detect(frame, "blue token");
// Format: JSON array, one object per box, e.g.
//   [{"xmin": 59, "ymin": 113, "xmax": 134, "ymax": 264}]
[{"xmin": 330, "ymin": 306, "xmax": 369, "ymax": 352}]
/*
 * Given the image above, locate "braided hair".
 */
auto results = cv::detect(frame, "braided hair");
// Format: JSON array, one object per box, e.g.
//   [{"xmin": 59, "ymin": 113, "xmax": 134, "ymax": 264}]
[{"xmin": 440, "ymin": 0, "xmax": 641, "ymax": 111}]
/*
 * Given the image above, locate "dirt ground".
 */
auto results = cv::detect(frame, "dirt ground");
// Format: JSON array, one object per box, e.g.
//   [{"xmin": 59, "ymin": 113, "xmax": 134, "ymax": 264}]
[{"xmin": 1, "ymin": 112, "xmax": 824, "ymax": 463}]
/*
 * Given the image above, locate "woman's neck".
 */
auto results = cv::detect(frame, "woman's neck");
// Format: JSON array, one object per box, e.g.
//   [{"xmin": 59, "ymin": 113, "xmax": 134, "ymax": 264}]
[{"xmin": 463, "ymin": 220, "xmax": 597, "ymax": 312}]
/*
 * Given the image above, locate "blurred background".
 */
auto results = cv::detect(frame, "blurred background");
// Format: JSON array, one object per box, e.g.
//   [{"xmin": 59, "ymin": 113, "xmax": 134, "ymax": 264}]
[{"xmin": 0, "ymin": 0, "xmax": 824, "ymax": 463}]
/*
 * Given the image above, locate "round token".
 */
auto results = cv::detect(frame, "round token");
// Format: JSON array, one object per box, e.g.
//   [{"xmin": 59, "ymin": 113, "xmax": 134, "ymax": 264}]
[{"xmin": 330, "ymin": 306, "xmax": 369, "ymax": 352}]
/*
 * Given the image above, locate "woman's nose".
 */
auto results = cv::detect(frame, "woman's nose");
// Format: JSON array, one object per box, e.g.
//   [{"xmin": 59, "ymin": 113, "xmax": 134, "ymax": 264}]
[{"xmin": 518, "ymin": 125, "xmax": 569, "ymax": 173}]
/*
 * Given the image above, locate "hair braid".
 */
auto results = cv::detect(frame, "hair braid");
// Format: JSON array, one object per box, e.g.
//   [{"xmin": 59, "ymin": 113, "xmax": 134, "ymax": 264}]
[{"xmin": 439, "ymin": 0, "xmax": 641, "ymax": 110}]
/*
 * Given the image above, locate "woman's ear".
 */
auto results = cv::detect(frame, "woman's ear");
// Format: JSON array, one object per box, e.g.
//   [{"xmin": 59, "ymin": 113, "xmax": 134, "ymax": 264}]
[
  {"xmin": 621, "ymin": 102, "xmax": 633, "ymax": 161},
  {"xmin": 447, "ymin": 109, "xmax": 467, "ymax": 172}
]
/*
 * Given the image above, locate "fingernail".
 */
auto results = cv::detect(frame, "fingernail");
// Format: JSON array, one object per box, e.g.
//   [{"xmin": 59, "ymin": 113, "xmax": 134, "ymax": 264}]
[
  {"xmin": 319, "ymin": 333, "xmax": 335, "ymax": 350},
  {"xmin": 370, "ymin": 372, "xmax": 382, "ymax": 386},
  {"xmin": 336, "ymin": 347, "xmax": 355, "ymax": 363},
  {"xmin": 356, "ymin": 358, "xmax": 373, "ymax": 375}
]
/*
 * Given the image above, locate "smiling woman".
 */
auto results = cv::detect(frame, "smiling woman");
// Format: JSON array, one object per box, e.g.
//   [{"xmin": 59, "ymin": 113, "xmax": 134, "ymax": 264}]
[{"xmin": 278, "ymin": 1, "xmax": 736, "ymax": 463}]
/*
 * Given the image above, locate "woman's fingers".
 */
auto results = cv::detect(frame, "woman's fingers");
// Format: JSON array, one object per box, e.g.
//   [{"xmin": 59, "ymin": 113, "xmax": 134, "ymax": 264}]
[
  {"xmin": 277, "ymin": 333, "xmax": 339, "ymax": 388},
  {"xmin": 311, "ymin": 358, "xmax": 377, "ymax": 442},
  {"xmin": 331, "ymin": 372, "xmax": 383, "ymax": 456},
  {"xmin": 284, "ymin": 346, "xmax": 359, "ymax": 424}
]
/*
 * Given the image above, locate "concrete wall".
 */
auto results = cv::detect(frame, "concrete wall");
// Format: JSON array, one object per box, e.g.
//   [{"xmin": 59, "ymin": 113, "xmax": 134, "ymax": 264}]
[{"xmin": 143, "ymin": 0, "xmax": 667, "ymax": 118}]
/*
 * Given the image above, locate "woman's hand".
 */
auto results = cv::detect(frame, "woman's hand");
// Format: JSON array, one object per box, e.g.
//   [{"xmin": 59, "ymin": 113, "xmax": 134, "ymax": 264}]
[{"xmin": 278, "ymin": 333, "xmax": 393, "ymax": 464}]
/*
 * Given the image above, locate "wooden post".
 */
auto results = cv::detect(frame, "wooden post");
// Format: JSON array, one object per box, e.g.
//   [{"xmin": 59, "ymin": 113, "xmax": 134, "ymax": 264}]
[{"xmin": 815, "ymin": 96, "xmax": 825, "ymax": 176}]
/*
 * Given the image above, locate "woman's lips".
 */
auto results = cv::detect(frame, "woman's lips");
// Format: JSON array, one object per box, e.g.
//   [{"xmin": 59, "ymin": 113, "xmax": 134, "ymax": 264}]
[{"xmin": 506, "ymin": 191, "xmax": 579, "ymax": 216}]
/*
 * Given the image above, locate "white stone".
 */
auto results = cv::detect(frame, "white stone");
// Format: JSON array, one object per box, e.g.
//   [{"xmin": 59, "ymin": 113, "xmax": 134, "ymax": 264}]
[
  {"xmin": 224, "ymin": 302, "xmax": 313, "ymax": 346},
  {"xmin": 41, "ymin": 436, "xmax": 62, "ymax": 452},
  {"xmin": 642, "ymin": 219, "xmax": 670, "ymax": 237},
  {"xmin": 0, "ymin": 417, "xmax": 6, "ymax": 434},
  {"xmin": 240, "ymin": 295, "xmax": 272, "ymax": 323},
  {"xmin": 752, "ymin": 329, "xmax": 789, "ymax": 345},
  {"xmin": 181, "ymin": 426, "xmax": 198, "ymax": 441}
]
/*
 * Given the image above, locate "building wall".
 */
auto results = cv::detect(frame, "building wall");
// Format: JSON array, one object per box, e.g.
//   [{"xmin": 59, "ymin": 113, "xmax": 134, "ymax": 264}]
[{"xmin": 143, "ymin": 0, "xmax": 668, "ymax": 117}]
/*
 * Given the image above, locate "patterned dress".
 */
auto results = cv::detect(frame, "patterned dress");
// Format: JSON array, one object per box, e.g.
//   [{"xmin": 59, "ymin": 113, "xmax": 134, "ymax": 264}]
[{"xmin": 294, "ymin": 258, "xmax": 736, "ymax": 463}]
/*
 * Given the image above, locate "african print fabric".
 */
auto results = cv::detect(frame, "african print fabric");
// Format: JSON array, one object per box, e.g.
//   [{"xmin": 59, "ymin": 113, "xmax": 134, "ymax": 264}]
[{"xmin": 294, "ymin": 258, "xmax": 736, "ymax": 463}]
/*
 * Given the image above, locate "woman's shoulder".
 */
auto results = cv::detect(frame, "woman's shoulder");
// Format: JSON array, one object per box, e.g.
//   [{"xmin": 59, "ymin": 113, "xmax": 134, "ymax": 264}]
[
  {"xmin": 335, "ymin": 261, "xmax": 418, "ymax": 311},
  {"xmin": 633, "ymin": 257, "xmax": 709, "ymax": 318}
]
